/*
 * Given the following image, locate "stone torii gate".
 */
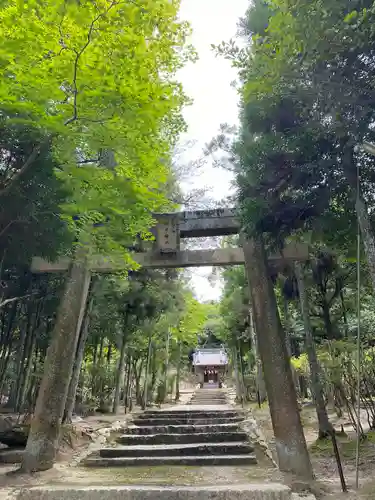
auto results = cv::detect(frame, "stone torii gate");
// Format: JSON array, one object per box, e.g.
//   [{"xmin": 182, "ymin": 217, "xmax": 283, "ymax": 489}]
[
  {"xmin": 28, "ymin": 208, "xmax": 312, "ymax": 478},
  {"xmin": 32, "ymin": 208, "xmax": 307, "ymax": 271}
]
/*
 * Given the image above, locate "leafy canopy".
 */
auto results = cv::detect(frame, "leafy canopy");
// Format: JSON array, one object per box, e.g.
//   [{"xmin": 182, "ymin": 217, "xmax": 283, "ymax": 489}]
[{"xmin": 0, "ymin": 0, "xmax": 195, "ymax": 262}]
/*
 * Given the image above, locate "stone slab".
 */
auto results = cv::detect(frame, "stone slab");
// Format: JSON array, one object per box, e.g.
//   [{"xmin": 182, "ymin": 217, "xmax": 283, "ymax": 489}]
[
  {"xmin": 132, "ymin": 417, "xmax": 243, "ymax": 426},
  {"xmin": 188, "ymin": 402, "xmax": 228, "ymax": 405},
  {"xmin": 189, "ymin": 397, "xmax": 227, "ymax": 400},
  {"xmin": 17, "ymin": 484, "xmax": 291, "ymax": 500},
  {"xmin": 140, "ymin": 411, "xmax": 241, "ymax": 418},
  {"xmin": 170, "ymin": 404, "xmax": 233, "ymax": 411},
  {"xmin": 291, "ymin": 496, "xmax": 316, "ymax": 500},
  {"xmin": 0, "ymin": 448, "xmax": 24, "ymax": 463},
  {"xmin": 100, "ymin": 441, "xmax": 253, "ymax": 457},
  {"xmin": 83, "ymin": 454, "xmax": 258, "ymax": 467},
  {"xmin": 126, "ymin": 423, "xmax": 240, "ymax": 435},
  {"xmin": 117, "ymin": 431, "xmax": 249, "ymax": 445}
]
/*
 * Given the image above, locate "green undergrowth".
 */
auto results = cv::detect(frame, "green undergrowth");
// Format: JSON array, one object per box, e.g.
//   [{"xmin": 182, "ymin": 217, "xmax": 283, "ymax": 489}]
[
  {"xmin": 309, "ymin": 431, "xmax": 375, "ymax": 460},
  {"xmin": 248, "ymin": 401, "xmax": 269, "ymax": 412}
]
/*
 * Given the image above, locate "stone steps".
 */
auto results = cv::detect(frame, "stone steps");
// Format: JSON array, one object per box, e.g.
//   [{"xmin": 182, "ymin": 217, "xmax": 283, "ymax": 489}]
[
  {"xmin": 187, "ymin": 400, "xmax": 228, "ymax": 405},
  {"xmin": 191, "ymin": 392, "xmax": 226, "ymax": 396},
  {"xmin": 125, "ymin": 423, "xmax": 241, "ymax": 435},
  {"xmin": 82, "ymin": 387, "xmax": 258, "ymax": 468},
  {"xmin": 117, "ymin": 431, "xmax": 249, "ymax": 445},
  {"xmin": 189, "ymin": 398, "xmax": 228, "ymax": 402},
  {"xmin": 188, "ymin": 390, "xmax": 229, "ymax": 406},
  {"xmin": 132, "ymin": 417, "xmax": 243, "ymax": 426},
  {"xmin": 99, "ymin": 441, "xmax": 253, "ymax": 457},
  {"xmin": 139, "ymin": 410, "xmax": 241, "ymax": 418},
  {"xmin": 84, "ymin": 454, "xmax": 258, "ymax": 467}
]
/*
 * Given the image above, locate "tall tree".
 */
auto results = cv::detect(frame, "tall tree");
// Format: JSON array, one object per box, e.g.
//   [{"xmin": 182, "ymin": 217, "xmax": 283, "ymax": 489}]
[{"xmin": 0, "ymin": 0, "xmax": 196, "ymax": 473}]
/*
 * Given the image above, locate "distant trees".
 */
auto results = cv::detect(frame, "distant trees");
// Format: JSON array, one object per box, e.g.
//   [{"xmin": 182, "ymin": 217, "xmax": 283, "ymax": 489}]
[{"xmin": 212, "ymin": 0, "xmax": 375, "ymax": 480}]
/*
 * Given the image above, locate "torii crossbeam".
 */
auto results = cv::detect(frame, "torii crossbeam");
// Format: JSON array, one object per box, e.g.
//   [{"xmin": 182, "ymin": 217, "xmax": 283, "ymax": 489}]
[{"xmin": 31, "ymin": 208, "xmax": 308, "ymax": 272}]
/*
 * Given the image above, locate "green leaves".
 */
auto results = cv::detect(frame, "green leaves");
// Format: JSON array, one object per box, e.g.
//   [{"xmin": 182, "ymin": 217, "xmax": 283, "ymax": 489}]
[
  {"xmin": 0, "ymin": 0, "xmax": 194, "ymax": 264},
  {"xmin": 213, "ymin": 0, "xmax": 375, "ymax": 256},
  {"xmin": 344, "ymin": 10, "xmax": 358, "ymax": 23}
]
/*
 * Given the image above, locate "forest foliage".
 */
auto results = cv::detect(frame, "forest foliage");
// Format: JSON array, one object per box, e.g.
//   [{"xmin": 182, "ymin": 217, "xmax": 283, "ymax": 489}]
[
  {"xmin": 214, "ymin": 0, "xmax": 375, "ymax": 448},
  {"xmin": 0, "ymin": 0, "xmax": 213, "ymax": 472}
]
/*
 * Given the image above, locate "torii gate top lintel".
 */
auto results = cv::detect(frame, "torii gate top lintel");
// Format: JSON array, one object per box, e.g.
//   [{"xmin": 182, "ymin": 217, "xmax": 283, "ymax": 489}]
[
  {"xmin": 31, "ymin": 208, "xmax": 308, "ymax": 273},
  {"xmin": 153, "ymin": 208, "xmax": 238, "ymax": 239}
]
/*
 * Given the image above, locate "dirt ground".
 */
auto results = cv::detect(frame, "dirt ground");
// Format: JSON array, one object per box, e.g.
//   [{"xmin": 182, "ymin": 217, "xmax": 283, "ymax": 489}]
[
  {"xmin": 251, "ymin": 402, "xmax": 375, "ymax": 499},
  {"xmin": 0, "ymin": 391, "xmax": 375, "ymax": 499}
]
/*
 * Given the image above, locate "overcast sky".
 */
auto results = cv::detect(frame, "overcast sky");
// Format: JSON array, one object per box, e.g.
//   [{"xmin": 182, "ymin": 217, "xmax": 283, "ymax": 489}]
[{"xmin": 177, "ymin": 0, "xmax": 249, "ymax": 302}]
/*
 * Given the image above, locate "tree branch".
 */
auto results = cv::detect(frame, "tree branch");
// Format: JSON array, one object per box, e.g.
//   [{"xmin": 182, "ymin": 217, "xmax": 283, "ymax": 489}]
[
  {"xmin": 0, "ymin": 138, "xmax": 51, "ymax": 198},
  {"xmin": 0, "ymin": 294, "xmax": 36, "ymax": 309},
  {"xmin": 64, "ymin": 2, "xmax": 120, "ymax": 126},
  {"xmin": 0, "ymin": 1, "xmax": 139, "ymax": 195},
  {"xmin": 77, "ymin": 157, "xmax": 101, "ymax": 164}
]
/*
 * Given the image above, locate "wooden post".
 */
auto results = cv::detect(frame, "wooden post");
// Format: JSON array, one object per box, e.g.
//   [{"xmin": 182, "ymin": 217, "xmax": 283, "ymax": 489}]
[{"xmin": 242, "ymin": 235, "xmax": 313, "ymax": 479}]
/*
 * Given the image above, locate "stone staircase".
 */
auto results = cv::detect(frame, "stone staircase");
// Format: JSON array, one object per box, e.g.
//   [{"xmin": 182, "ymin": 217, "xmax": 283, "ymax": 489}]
[
  {"xmin": 188, "ymin": 386, "xmax": 228, "ymax": 406},
  {"xmin": 15, "ymin": 386, "xmax": 305, "ymax": 500},
  {"xmin": 83, "ymin": 387, "xmax": 257, "ymax": 467}
]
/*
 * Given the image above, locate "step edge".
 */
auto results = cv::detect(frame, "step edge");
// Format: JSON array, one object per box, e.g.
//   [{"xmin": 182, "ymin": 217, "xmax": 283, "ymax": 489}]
[
  {"xmin": 16, "ymin": 483, "xmax": 291, "ymax": 492},
  {"xmin": 100, "ymin": 442, "xmax": 252, "ymax": 450}
]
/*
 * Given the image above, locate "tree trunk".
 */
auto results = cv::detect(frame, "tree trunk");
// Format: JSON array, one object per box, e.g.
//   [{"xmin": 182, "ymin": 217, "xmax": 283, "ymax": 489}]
[
  {"xmin": 238, "ymin": 341, "xmax": 247, "ymax": 402},
  {"xmin": 249, "ymin": 307, "xmax": 267, "ymax": 403},
  {"xmin": 0, "ymin": 300, "xmax": 18, "ymax": 395},
  {"xmin": 283, "ymin": 295, "xmax": 302, "ymax": 396},
  {"xmin": 20, "ymin": 253, "xmax": 91, "ymax": 473},
  {"xmin": 63, "ymin": 278, "xmax": 97, "ymax": 424},
  {"xmin": 162, "ymin": 329, "xmax": 170, "ymax": 403},
  {"xmin": 150, "ymin": 345, "xmax": 157, "ymax": 395},
  {"xmin": 341, "ymin": 143, "xmax": 375, "ymax": 292},
  {"xmin": 321, "ymin": 299, "xmax": 334, "ymax": 339},
  {"xmin": 232, "ymin": 345, "xmax": 242, "ymax": 402},
  {"xmin": 295, "ymin": 262, "xmax": 333, "ymax": 439},
  {"xmin": 340, "ymin": 289, "xmax": 349, "ymax": 337},
  {"xmin": 247, "ymin": 336, "xmax": 253, "ymax": 373},
  {"xmin": 133, "ymin": 359, "xmax": 143, "ymax": 405},
  {"xmin": 124, "ymin": 353, "xmax": 132, "ymax": 413},
  {"xmin": 299, "ymin": 376, "xmax": 309, "ymax": 400},
  {"xmin": 175, "ymin": 341, "xmax": 181, "ymax": 402},
  {"xmin": 113, "ymin": 333, "xmax": 127, "ymax": 414},
  {"xmin": 142, "ymin": 334, "xmax": 152, "ymax": 410},
  {"xmin": 128, "ymin": 362, "xmax": 134, "ymax": 413},
  {"xmin": 9, "ymin": 307, "xmax": 29, "ymax": 411},
  {"xmin": 356, "ymin": 196, "xmax": 375, "ymax": 292},
  {"xmin": 242, "ymin": 236, "xmax": 313, "ymax": 479},
  {"xmin": 98, "ymin": 337, "xmax": 104, "ymax": 363},
  {"xmin": 17, "ymin": 298, "xmax": 44, "ymax": 412},
  {"xmin": 92, "ymin": 338, "xmax": 98, "ymax": 366},
  {"xmin": 107, "ymin": 344, "xmax": 112, "ymax": 364},
  {"xmin": 282, "ymin": 296, "xmax": 293, "ymax": 357},
  {"xmin": 18, "ymin": 325, "xmax": 37, "ymax": 413}
]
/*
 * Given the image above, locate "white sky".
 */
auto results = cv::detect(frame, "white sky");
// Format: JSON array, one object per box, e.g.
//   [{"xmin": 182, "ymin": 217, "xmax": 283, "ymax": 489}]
[{"xmin": 177, "ymin": 0, "xmax": 249, "ymax": 302}]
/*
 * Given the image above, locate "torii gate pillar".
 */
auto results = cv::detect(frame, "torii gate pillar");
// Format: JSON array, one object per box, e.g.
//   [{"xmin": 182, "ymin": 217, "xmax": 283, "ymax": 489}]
[{"xmin": 242, "ymin": 236, "xmax": 313, "ymax": 479}]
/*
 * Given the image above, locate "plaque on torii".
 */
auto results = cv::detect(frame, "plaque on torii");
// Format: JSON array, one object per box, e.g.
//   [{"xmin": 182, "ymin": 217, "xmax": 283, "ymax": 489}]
[
  {"xmin": 154, "ymin": 213, "xmax": 180, "ymax": 254},
  {"xmin": 31, "ymin": 208, "xmax": 308, "ymax": 273}
]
